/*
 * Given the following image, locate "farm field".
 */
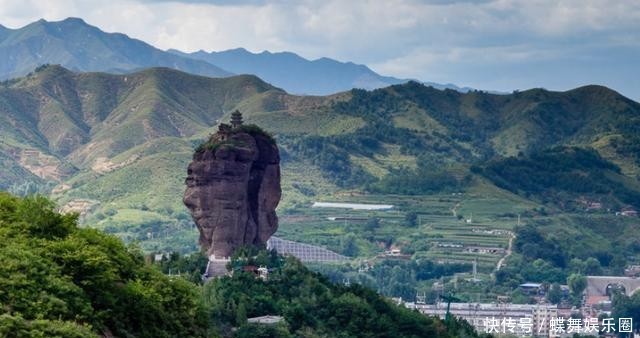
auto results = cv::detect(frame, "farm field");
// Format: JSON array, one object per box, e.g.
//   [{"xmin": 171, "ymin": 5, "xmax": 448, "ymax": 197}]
[{"xmin": 276, "ymin": 188, "xmax": 537, "ymax": 272}]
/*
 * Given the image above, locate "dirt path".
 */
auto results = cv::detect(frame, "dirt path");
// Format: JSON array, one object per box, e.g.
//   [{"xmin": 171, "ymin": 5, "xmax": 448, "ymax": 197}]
[
  {"xmin": 495, "ymin": 232, "xmax": 514, "ymax": 271},
  {"xmin": 451, "ymin": 201, "xmax": 461, "ymax": 218}
]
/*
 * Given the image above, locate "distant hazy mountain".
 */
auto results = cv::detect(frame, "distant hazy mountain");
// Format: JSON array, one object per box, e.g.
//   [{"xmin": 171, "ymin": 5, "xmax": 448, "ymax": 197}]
[
  {"xmin": 0, "ymin": 18, "xmax": 231, "ymax": 80},
  {"xmin": 168, "ymin": 48, "xmax": 402, "ymax": 95},
  {"xmin": 0, "ymin": 17, "xmax": 473, "ymax": 95},
  {"xmin": 169, "ymin": 48, "xmax": 472, "ymax": 95}
]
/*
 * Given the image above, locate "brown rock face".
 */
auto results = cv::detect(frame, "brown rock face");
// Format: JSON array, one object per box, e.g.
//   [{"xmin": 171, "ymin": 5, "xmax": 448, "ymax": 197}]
[{"xmin": 183, "ymin": 128, "xmax": 281, "ymax": 257}]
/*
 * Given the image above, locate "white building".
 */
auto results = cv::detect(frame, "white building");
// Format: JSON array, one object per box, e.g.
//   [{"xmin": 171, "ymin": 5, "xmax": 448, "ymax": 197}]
[{"xmin": 407, "ymin": 302, "xmax": 558, "ymax": 337}]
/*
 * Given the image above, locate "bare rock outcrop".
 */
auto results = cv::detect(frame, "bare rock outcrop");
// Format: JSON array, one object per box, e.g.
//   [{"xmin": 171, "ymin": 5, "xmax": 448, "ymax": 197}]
[{"xmin": 184, "ymin": 117, "xmax": 281, "ymax": 257}]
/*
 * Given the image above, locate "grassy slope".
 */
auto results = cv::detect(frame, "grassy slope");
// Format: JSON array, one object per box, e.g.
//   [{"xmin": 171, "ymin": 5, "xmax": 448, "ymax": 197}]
[{"xmin": 0, "ymin": 66, "xmax": 639, "ymax": 260}]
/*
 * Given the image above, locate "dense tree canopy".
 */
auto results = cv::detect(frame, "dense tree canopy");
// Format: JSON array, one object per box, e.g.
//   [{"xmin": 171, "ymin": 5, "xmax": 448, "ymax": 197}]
[
  {"xmin": 473, "ymin": 147, "xmax": 640, "ymax": 209},
  {"xmin": 204, "ymin": 248, "xmax": 480, "ymax": 338},
  {"xmin": 0, "ymin": 192, "xmax": 483, "ymax": 338},
  {"xmin": 0, "ymin": 193, "xmax": 210, "ymax": 337}
]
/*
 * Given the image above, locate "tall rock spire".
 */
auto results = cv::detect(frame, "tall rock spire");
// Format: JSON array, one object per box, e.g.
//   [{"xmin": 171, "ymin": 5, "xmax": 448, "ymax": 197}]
[{"xmin": 184, "ymin": 120, "xmax": 280, "ymax": 258}]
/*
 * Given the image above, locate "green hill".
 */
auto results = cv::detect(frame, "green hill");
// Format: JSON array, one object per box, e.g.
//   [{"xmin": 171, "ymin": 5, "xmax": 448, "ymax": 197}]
[
  {"xmin": 1, "ymin": 65, "xmax": 639, "ymax": 258},
  {"xmin": 0, "ymin": 193, "xmax": 209, "ymax": 337},
  {"xmin": 0, "ymin": 193, "xmax": 472, "ymax": 338},
  {"xmin": 473, "ymin": 146, "xmax": 640, "ymax": 209}
]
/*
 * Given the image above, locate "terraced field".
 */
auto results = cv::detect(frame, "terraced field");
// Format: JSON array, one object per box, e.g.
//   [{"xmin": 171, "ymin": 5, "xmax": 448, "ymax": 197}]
[{"xmin": 276, "ymin": 188, "xmax": 537, "ymax": 272}]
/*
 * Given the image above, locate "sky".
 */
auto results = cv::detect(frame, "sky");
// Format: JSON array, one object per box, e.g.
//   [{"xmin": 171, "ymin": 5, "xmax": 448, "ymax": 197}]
[{"xmin": 0, "ymin": 0, "xmax": 638, "ymax": 101}]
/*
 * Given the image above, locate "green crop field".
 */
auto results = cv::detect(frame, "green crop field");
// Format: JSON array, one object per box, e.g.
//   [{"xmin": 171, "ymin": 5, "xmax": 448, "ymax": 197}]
[{"xmin": 276, "ymin": 185, "xmax": 530, "ymax": 271}]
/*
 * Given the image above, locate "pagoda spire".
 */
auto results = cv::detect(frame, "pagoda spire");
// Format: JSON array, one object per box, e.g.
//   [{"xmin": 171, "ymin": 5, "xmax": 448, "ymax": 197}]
[{"xmin": 230, "ymin": 110, "xmax": 243, "ymax": 129}]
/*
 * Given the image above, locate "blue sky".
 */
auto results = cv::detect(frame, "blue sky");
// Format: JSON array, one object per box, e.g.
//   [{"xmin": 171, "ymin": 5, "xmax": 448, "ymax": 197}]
[{"xmin": 0, "ymin": 0, "xmax": 638, "ymax": 100}]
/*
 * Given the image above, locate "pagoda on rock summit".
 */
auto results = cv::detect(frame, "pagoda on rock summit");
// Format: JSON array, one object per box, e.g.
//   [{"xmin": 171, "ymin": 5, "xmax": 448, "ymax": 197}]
[{"xmin": 230, "ymin": 110, "xmax": 243, "ymax": 129}]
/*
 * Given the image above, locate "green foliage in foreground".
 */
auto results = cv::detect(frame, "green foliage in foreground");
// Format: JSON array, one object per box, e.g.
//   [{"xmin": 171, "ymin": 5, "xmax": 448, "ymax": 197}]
[
  {"xmin": 0, "ymin": 193, "xmax": 210, "ymax": 337},
  {"xmin": 0, "ymin": 313, "xmax": 97, "ymax": 338},
  {"xmin": 612, "ymin": 292, "xmax": 640, "ymax": 333},
  {"xmin": 204, "ymin": 251, "xmax": 481, "ymax": 338},
  {"xmin": 0, "ymin": 192, "xmax": 484, "ymax": 338}
]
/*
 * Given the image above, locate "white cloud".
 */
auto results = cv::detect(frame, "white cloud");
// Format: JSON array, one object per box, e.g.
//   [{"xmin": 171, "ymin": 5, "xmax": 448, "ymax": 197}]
[{"xmin": 0, "ymin": 0, "xmax": 638, "ymax": 99}]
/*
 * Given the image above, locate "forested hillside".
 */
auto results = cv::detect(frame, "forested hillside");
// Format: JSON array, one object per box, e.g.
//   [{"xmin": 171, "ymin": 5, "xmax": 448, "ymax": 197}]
[
  {"xmin": 0, "ymin": 193, "xmax": 209, "ymax": 337},
  {"xmin": 0, "ymin": 193, "xmax": 475, "ymax": 338},
  {"xmin": 1, "ymin": 65, "xmax": 639, "ymax": 254}
]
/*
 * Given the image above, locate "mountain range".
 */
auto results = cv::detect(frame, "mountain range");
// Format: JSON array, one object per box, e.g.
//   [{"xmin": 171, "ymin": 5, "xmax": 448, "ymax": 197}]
[
  {"xmin": 1, "ymin": 64, "xmax": 639, "ymax": 252},
  {"xmin": 3, "ymin": 15, "xmax": 640, "ymax": 337},
  {"xmin": 1, "ymin": 18, "xmax": 640, "ymax": 260},
  {"xmin": 169, "ymin": 47, "xmax": 406, "ymax": 95},
  {"xmin": 0, "ymin": 18, "xmax": 230, "ymax": 80},
  {"xmin": 0, "ymin": 17, "xmax": 473, "ymax": 95},
  {"xmin": 169, "ymin": 47, "xmax": 472, "ymax": 95}
]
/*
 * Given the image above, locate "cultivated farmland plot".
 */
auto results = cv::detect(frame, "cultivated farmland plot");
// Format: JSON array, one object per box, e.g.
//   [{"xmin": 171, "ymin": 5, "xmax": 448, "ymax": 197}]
[{"xmin": 276, "ymin": 191, "xmax": 531, "ymax": 271}]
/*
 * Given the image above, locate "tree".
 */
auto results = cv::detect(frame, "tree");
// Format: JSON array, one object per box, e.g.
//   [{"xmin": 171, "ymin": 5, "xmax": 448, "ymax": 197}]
[
  {"xmin": 365, "ymin": 218, "xmax": 381, "ymax": 231},
  {"xmin": 236, "ymin": 299, "xmax": 248, "ymax": 326},
  {"xmin": 0, "ymin": 315, "xmax": 98, "ymax": 338},
  {"xmin": 405, "ymin": 212, "xmax": 418, "ymax": 227},
  {"xmin": 0, "ymin": 193, "xmax": 210, "ymax": 338},
  {"xmin": 511, "ymin": 289, "xmax": 531, "ymax": 304},
  {"xmin": 522, "ymin": 259, "xmax": 566, "ymax": 283},
  {"xmin": 236, "ymin": 323, "xmax": 292, "ymax": 338},
  {"xmin": 568, "ymin": 258, "xmax": 585, "ymax": 274},
  {"xmin": 341, "ymin": 233, "xmax": 359, "ymax": 257},
  {"xmin": 612, "ymin": 292, "xmax": 640, "ymax": 334},
  {"xmin": 204, "ymin": 252, "xmax": 453, "ymax": 338},
  {"xmin": 568, "ymin": 273, "xmax": 587, "ymax": 298},
  {"xmin": 609, "ymin": 254, "xmax": 627, "ymax": 276},
  {"xmin": 0, "ymin": 192, "xmax": 473, "ymax": 338},
  {"xmin": 584, "ymin": 257, "xmax": 603, "ymax": 275},
  {"xmin": 547, "ymin": 283, "xmax": 563, "ymax": 304},
  {"xmin": 521, "ymin": 243, "xmax": 539, "ymax": 260}
]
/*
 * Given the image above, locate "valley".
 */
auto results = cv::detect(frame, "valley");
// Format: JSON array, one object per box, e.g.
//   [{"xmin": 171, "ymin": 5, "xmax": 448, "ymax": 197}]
[
  {"xmin": 1, "ymin": 64, "xmax": 639, "ymax": 305},
  {"xmin": 1, "ymin": 5, "xmax": 638, "ymax": 337}
]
